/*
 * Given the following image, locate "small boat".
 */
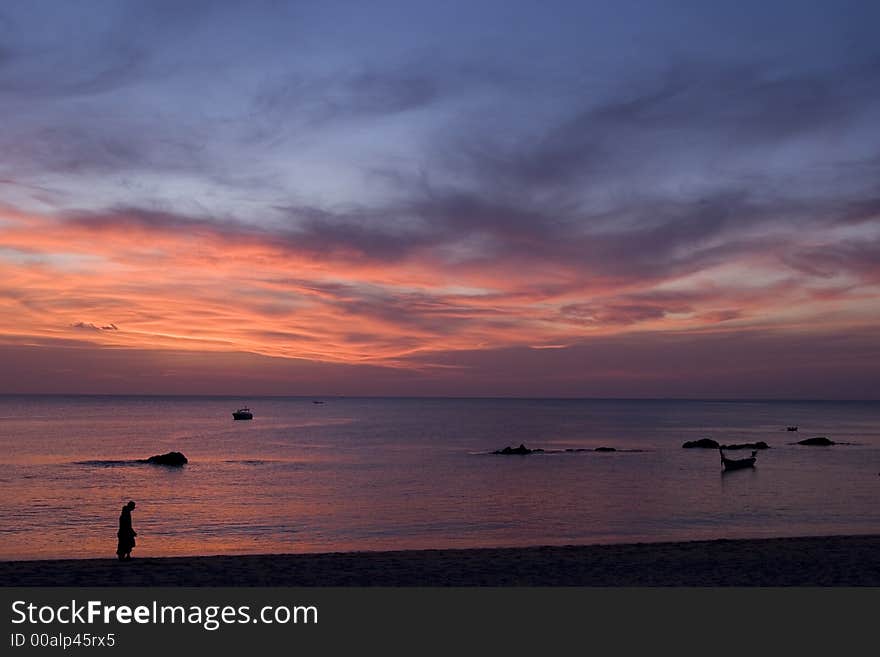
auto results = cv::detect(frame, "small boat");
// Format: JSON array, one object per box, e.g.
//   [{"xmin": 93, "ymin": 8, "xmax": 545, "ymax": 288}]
[
  {"xmin": 786, "ymin": 426, "xmax": 798, "ymax": 431},
  {"xmin": 720, "ymin": 448, "xmax": 757, "ymax": 471},
  {"xmin": 232, "ymin": 407, "xmax": 253, "ymax": 420},
  {"xmin": 312, "ymin": 400, "xmax": 325, "ymax": 404}
]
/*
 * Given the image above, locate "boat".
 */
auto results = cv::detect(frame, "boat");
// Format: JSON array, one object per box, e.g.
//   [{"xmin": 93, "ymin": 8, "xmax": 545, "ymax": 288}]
[
  {"xmin": 312, "ymin": 400, "xmax": 325, "ymax": 404},
  {"xmin": 720, "ymin": 448, "xmax": 757, "ymax": 471},
  {"xmin": 786, "ymin": 426, "xmax": 798, "ymax": 431},
  {"xmin": 232, "ymin": 407, "xmax": 253, "ymax": 420}
]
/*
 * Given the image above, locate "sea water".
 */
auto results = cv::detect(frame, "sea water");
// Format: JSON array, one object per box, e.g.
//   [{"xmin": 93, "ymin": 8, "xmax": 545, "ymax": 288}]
[{"xmin": 0, "ymin": 396, "xmax": 878, "ymax": 560}]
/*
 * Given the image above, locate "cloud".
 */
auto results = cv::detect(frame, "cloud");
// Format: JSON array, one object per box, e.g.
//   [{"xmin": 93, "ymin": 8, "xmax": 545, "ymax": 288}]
[
  {"xmin": 1, "ymin": 2, "xmax": 879, "ymax": 395},
  {"xmin": 395, "ymin": 326, "xmax": 880, "ymax": 399},
  {"xmin": 253, "ymin": 69, "xmax": 442, "ymax": 128},
  {"xmin": 4, "ymin": 325, "xmax": 877, "ymax": 398},
  {"xmin": 784, "ymin": 238, "xmax": 880, "ymax": 282},
  {"xmin": 560, "ymin": 303, "xmax": 677, "ymax": 327},
  {"xmin": 438, "ymin": 58, "xmax": 880, "ymax": 200},
  {"xmin": 72, "ymin": 322, "xmax": 118, "ymax": 331},
  {"xmin": 3, "ymin": 3, "xmax": 880, "ymax": 229},
  {"xmin": 1, "ymin": 194, "xmax": 875, "ymax": 378}
]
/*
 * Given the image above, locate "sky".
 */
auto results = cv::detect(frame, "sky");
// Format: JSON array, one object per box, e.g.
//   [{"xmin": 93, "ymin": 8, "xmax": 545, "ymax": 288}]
[{"xmin": 1, "ymin": 0, "xmax": 879, "ymax": 397}]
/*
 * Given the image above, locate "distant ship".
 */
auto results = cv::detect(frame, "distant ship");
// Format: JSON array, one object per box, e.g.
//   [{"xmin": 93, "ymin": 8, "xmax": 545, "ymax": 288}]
[
  {"xmin": 786, "ymin": 426, "xmax": 798, "ymax": 431},
  {"xmin": 232, "ymin": 407, "xmax": 253, "ymax": 420}
]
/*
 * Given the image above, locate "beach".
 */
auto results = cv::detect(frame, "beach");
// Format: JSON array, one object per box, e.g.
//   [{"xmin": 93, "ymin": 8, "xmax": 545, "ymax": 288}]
[{"xmin": 2, "ymin": 535, "xmax": 879, "ymax": 586}]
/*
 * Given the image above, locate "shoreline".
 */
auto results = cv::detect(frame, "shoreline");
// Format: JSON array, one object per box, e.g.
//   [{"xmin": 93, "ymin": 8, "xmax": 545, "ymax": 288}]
[{"xmin": 2, "ymin": 534, "xmax": 879, "ymax": 586}]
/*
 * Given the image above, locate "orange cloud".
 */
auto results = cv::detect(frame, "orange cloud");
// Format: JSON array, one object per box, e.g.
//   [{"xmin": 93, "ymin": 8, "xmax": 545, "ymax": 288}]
[{"xmin": 1, "ymin": 205, "xmax": 878, "ymax": 376}]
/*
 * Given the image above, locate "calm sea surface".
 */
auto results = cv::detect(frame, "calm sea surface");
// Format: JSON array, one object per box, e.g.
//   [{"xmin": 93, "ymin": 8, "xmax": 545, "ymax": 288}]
[{"xmin": 0, "ymin": 396, "xmax": 878, "ymax": 560}]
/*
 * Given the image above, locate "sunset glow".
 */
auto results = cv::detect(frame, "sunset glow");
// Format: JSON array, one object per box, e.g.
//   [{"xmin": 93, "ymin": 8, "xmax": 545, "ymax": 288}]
[{"xmin": 1, "ymin": 1, "xmax": 878, "ymax": 396}]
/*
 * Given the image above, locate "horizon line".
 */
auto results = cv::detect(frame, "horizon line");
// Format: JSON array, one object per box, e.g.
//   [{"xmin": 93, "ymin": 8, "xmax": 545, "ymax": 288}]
[{"xmin": 1, "ymin": 393, "xmax": 877, "ymax": 403}]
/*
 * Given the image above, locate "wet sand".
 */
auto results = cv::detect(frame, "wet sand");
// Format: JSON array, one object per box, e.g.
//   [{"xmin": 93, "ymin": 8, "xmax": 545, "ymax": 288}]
[{"xmin": 2, "ymin": 535, "xmax": 879, "ymax": 586}]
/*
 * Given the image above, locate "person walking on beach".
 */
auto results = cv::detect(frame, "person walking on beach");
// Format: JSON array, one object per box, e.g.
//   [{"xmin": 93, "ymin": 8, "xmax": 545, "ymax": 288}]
[{"xmin": 116, "ymin": 500, "xmax": 137, "ymax": 561}]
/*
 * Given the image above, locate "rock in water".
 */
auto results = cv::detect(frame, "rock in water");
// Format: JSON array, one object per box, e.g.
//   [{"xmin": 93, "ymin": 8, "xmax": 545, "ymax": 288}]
[
  {"xmin": 795, "ymin": 437, "xmax": 836, "ymax": 446},
  {"xmin": 145, "ymin": 451, "xmax": 188, "ymax": 466},
  {"xmin": 720, "ymin": 441, "xmax": 770, "ymax": 450},
  {"xmin": 682, "ymin": 438, "xmax": 720, "ymax": 449},
  {"xmin": 493, "ymin": 444, "xmax": 542, "ymax": 455}
]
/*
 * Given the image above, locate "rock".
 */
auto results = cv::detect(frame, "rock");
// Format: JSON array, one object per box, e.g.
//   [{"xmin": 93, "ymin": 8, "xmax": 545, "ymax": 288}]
[
  {"xmin": 145, "ymin": 451, "xmax": 188, "ymax": 466},
  {"xmin": 493, "ymin": 444, "xmax": 542, "ymax": 455},
  {"xmin": 594, "ymin": 447, "xmax": 617, "ymax": 452},
  {"xmin": 682, "ymin": 438, "xmax": 720, "ymax": 449},
  {"xmin": 795, "ymin": 437, "xmax": 836, "ymax": 446},
  {"xmin": 720, "ymin": 441, "xmax": 770, "ymax": 450}
]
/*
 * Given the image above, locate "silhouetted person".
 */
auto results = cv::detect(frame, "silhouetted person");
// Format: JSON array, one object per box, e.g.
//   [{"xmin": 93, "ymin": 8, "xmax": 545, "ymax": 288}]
[{"xmin": 116, "ymin": 500, "xmax": 137, "ymax": 561}]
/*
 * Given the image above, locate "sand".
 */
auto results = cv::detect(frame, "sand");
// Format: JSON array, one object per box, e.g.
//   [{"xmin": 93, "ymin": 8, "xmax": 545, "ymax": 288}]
[{"xmin": 1, "ymin": 535, "xmax": 879, "ymax": 586}]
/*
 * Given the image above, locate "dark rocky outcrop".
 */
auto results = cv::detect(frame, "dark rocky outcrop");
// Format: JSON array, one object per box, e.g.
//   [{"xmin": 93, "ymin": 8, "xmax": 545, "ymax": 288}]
[
  {"xmin": 795, "ymin": 437, "xmax": 836, "ymax": 446},
  {"xmin": 144, "ymin": 451, "xmax": 188, "ymax": 466},
  {"xmin": 682, "ymin": 438, "xmax": 720, "ymax": 449},
  {"xmin": 564, "ymin": 447, "xmax": 644, "ymax": 453},
  {"xmin": 720, "ymin": 441, "xmax": 770, "ymax": 450},
  {"xmin": 493, "ymin": 444, "xmax": 543, "ymax": 455}
]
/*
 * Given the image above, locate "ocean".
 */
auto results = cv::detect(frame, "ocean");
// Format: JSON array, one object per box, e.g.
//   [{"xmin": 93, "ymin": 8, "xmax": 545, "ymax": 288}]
[{"xmin": 0, "ymin": 396, "xmax": 878, "ymax": 560}]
